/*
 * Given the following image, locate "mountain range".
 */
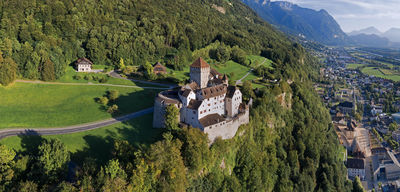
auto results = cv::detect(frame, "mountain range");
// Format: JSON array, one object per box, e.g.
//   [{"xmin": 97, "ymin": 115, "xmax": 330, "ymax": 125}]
[
  {"xmin": 241, "ymin": 0, "xmax": 348, "ymax": 45},
  {"xmin": 349, "ymin": 27, "xmax": 400, "ymax": 43},
  {"xmin": 242, "ymin": 0, "xmax": 400, "ymax": 47}
]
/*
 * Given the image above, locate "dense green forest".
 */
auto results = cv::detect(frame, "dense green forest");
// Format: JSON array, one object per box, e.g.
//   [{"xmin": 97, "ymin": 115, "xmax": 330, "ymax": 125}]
[{"xmin": 0, "ymin": 0, "xmax": 354, "ymax": 191}]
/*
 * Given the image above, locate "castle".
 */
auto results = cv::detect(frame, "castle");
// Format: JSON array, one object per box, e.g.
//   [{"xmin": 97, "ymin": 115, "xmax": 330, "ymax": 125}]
[{"xmin": 153, "ymin": 58, "xmax": 249, "ymax": 142}]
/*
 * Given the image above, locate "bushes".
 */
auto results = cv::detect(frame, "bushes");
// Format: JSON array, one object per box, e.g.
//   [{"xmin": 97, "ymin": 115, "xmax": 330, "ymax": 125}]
[
  {"xmin": 73, "ymin": 74, "xmax": 109, "ymax": 83},
  {"xmin": 107, "ymin": 105, "xmax": 119, "ymax": 114},
  {"xmin": 97, "ymin": 90, "xmax": 120, "ymax": 114}
]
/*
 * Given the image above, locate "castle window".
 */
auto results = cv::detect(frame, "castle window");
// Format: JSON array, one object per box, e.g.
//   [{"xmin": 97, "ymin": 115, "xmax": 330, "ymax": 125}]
[
  {"xmin": 200, "ymin": 111, "xmax": 203, "ymax": 114},
  {"xmin": 193, "ymin": 111, "xmax": 196, "ymax": 114}
]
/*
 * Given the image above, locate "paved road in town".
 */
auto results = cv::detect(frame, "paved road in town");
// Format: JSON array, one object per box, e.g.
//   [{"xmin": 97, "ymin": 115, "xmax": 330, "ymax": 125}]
[{"xmin": 0, "ymin": 107, "xmax": 154, "ymax": 140}]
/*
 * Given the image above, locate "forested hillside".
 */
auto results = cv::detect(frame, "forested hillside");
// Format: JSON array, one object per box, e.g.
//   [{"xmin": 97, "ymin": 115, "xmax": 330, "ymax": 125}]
[
  {"xmin": 0, "ymin": 0, "xmax": 308, "ymax": 84},
  {"xmin": 0, "ymin": 0, "xmax": 352, "ymax": 191}
]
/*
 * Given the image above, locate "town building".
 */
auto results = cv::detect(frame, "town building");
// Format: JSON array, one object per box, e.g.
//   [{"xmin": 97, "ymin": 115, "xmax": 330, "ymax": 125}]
[
  {"xmin": 392, "ymin": 130, "xmax": 400, "ymax": 143},
  {"xmin": 153, "ymin": 58, "xmax": 249, "ymax": 142},
  {"xmin": 371, "ymin": 105, "xmax": 383, "ymax": 116},
  {"xmin": 76, "ymin": 58, "xmax": 93, "ymax": 72},
  {"xmin": 347, "ymin": 158, "xmax": 365, "ymax": 180},
  {"xmin": 338, "ymin": 101, "xmax": 355, "ymax": 115},
  {"xmin": 153, "ymin": 62, "xmax": 167, "ymax": 75}
]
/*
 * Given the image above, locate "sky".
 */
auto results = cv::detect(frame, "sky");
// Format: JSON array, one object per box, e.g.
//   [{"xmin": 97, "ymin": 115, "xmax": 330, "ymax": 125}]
[{"xmin": 270, "ymin": 0, "xmax": 400, "ymax": 32}]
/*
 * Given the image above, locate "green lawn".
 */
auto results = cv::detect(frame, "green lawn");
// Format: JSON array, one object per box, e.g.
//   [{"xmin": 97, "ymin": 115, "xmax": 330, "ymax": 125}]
[
  {"xmin": 346, "ymin": 63, "xmax": 364, "ymax": 69},
  {"xmin": 0, "ymin": 114, "xmax": 164, "ymax": 163},
  {"xmin": 247, "ymin": 55, "xmax": 273, "ymax": 68},
  {"xmin": 212, "ymin": 60, "xmax": 255, "ymax": 81},
  {"xmin": 0, "ymin": 83, "xmax": 158, "ymax": 129},
  {"xmin": 166, "ymin": 66, "xmax": 190, "ymax": 82}
]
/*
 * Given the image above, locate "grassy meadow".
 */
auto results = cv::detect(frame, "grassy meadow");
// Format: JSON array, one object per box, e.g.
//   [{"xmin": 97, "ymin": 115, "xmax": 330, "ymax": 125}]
[
  {"xmin": 0, "ymin": 114, "xmax": 163, "ymax": 163},
  {"xmin": 0, "ymin": 82, "xmax": 158, "ymax": 129}
]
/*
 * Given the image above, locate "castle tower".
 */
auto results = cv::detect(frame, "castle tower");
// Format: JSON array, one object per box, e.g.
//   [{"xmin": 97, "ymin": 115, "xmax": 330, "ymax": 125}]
[{"xmin": 190, "ymin": 58, "xmax": 210, "ymax": 88}]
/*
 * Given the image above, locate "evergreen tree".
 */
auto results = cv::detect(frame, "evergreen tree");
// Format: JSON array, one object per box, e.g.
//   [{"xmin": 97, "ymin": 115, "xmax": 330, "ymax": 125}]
[
  {"xmin": 0, "ymin": 52, "xmax": 17, "ymax": 86},
  {"xmin": 352, "ymin": 176, "xmax": 364, "ymax": 192},
  {"xmin": 41, "ymin": 59, "xmax": 56, "ymax": 81}
]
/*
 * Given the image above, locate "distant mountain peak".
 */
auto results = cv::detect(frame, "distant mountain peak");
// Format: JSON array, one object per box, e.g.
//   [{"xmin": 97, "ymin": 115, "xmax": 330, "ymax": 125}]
[
  {"xmin": 382, "ymin": 28, "xmax": 400, "ymax": 43},
  {"xmin": 348, "ymin": 26, "xmax": 382, "ymax": 36}
]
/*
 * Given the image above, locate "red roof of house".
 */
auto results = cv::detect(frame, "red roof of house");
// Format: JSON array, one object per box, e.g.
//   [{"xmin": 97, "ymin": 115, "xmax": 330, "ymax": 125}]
[
  {"xmin": 76, "ymin": 58, "xmax": 93, "ymax": 66},
  {"xmin": 191, "ymin": 57, "xmax": 210, "ymax": 68}
]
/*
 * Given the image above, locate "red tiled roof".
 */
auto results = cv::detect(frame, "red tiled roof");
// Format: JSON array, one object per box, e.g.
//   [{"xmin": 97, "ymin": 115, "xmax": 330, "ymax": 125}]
[
  {"xmin": 153, "ymin": 62, "xmax": 167, "ymax": 71},
  {"xmin": 200, "ymin": 84, "xmax": 227, "ymax": 99},
  {"xmin": 181, "ymin": 89, "xmax": 192, "ymax": 97},
  {"xmin": 191, "ymin": 57, "xmax": 210, "ymax": 68},
  {"xmin": 199, "ymin": 113, "xmax": 226, "ymax": 127},
  {"xmin": 188, "ymin": 100, "xmax": 203, "ymax": 110}
]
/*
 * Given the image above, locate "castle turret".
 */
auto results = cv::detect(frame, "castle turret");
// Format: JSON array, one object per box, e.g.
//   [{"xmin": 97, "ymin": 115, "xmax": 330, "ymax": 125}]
[{"xmin": 190, "ymin": 58, "xmax": 210, "ymax": 89}]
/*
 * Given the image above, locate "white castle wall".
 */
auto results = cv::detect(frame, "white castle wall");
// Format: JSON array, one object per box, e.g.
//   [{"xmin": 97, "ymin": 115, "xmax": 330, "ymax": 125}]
[
  {"xmin": 203, "ymin": 107, "xmax": 249, "ymax": 142},
  {"xmin": 153, "ymin": 99, "xmax": 167, "ymax": 128}
]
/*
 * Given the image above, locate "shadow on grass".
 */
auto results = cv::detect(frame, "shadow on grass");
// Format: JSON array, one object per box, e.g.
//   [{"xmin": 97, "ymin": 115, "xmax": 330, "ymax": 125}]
[
  {"xmin": 18, "ymin": 130, "xmax": 45, "ymax": 155},
  {"xmin": 70, "ymin": 114, "xmax": 165, "ymax": 166}
]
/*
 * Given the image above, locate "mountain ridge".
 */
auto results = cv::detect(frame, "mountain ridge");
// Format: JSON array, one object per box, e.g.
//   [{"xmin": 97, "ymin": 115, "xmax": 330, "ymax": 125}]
[{"xmin": 242, "ymin": 0, "xmax": 349, "ymax": 45}]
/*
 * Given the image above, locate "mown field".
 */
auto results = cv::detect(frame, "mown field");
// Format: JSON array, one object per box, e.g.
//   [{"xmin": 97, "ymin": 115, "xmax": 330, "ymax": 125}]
[
  {"xmin": 0, "ymin": 82, "xmax": 158, "ymax": 129},
  {"xmin": 346, "ymin": 63, "xmax": 364, "ymax": 69},
  {"xmin": 0, "ymin": 114, "xmax": 163, "ymax": 163},
  {"xmin": 361, "ymin": 67, "xmax": 400, "ymax": 81},
  {"xmin": 348, "ymin": 51, "xmax": 400, "ymax": 81}
]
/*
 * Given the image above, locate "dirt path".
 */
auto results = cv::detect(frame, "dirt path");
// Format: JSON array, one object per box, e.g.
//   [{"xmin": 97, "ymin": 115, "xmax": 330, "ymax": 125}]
[{"xmin": 0, "ymin": 108, "xmax": 154, "ymax": 140}]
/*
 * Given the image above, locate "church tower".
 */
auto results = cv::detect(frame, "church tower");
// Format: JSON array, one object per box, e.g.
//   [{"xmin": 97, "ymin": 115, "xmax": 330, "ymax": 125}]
[{"xmin": 190, "ymin": 58, "xmax": 210, "ymax": 88}]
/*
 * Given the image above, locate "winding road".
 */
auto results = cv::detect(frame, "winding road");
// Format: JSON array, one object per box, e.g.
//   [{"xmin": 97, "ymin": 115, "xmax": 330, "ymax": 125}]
[
  {"xmin": 235, "ymin": 58, "xmax": 267, "ymax": 85},
  {"xmin": 0, "ymin": 74, "xmax": 175, "ymax": 140},
  {"xmin": 0, "ymin": 107, "xmax": 154, "ymax": 140}
]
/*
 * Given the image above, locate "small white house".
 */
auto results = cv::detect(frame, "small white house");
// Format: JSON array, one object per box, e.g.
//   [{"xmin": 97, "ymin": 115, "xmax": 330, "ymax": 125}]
[{"xmin": 76, "ymin": 58, "xmax": 93, "ymax": 72}]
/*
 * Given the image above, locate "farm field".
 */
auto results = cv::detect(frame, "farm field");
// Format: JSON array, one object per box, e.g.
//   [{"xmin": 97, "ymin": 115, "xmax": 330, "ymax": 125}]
[
  {"xmin": 346, "ymin": 63, "xmax": 365, "ymax": 69},
  {"xmin": 0, "ymin": 82, "xmax": 158, "ymax": 129},
  {"xmin": 0, "ymin": 114, "xmax": 163, "ymax": 163},
  {"xmin": 361, "ymin": 67, "xmax": 400, "ymax": 81}
]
